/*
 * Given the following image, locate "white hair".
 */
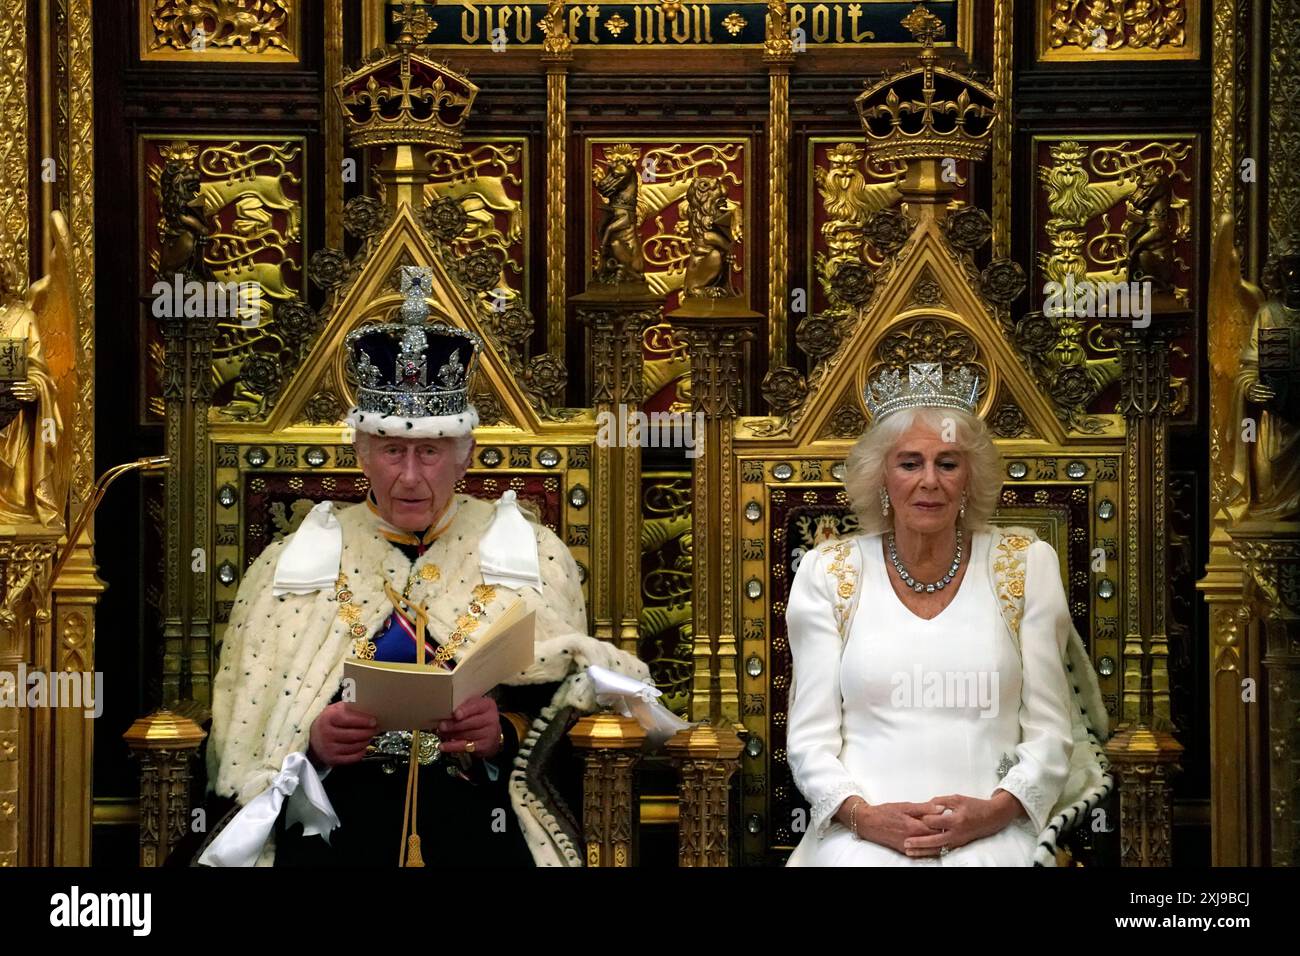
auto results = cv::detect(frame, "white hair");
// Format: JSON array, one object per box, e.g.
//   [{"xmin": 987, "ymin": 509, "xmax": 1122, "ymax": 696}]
[{"xmin": 842, "ymin": 406, "xmax": 1002, "ymax": 535}]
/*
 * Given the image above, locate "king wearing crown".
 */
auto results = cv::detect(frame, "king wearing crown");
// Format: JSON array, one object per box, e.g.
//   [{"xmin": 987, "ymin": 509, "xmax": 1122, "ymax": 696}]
[{"xmin": 199, "ymin": 267, "xmax": 650, "ymax": 867}]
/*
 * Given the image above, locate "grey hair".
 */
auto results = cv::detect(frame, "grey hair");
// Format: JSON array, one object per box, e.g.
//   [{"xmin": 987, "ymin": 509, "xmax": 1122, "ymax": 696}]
[
  {"xmin": 353, "ymin": 431, "xmax": 475, "ymax": 465},
  {"xmin": 842, "ymin": 406, "xmax": 1002, "ymax": 535}
]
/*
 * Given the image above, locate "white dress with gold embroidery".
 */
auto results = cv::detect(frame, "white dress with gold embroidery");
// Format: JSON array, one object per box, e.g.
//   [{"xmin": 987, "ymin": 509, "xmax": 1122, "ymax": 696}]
[{"xmin": 785, "ymin": 531, "xmax": 1075, "ymax": 867}]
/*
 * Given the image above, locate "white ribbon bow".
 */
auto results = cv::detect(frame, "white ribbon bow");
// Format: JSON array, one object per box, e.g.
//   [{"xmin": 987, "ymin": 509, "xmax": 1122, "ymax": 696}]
[
  {"xmin": 198, "ymin": 752, "xmax": 339, "ymax": 867},
  {"xmin": 479, "ymin": 490, "xmax": 544, "ymax": 593},
  {"xmin": 587, "ymin": 664, "xmax": 691, "ymax": 748},
  {"xmin": 272, "ymin": 501, "xmax": 342, "ymax": 596}
]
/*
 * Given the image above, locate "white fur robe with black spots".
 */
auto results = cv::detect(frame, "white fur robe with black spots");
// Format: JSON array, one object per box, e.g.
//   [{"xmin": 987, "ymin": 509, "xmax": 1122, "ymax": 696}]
[{"xmin": 206, "ymin": 494, "xmax": 651, "ymax": 866}]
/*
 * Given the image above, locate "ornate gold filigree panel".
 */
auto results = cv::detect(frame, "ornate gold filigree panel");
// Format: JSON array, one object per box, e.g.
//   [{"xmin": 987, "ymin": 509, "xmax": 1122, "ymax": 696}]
[
  {"xmin": 1030, "ymin": 135, "xmax": 1200, "ymax": 424},
  {"xmin": 1038, "ymin": 0, "xmax": 1199, "ymax": 61},
  {"xmin": 0, "ymin": 1, "xmax": 29, "ymax": 281},
  {"xmin": 1268, "ymin": 0, "xmax": 1300, "ymax": 258},
  {"xmin": 585, "ymin": 137, "xmax": 750, "ymax": 411},
  {"xmin": 806, "ymin": 137, "xmax": 972, "ymax": 315},
  {"xmin": 424, "ymin": 137, "xmax": 530, "ymax": 310},
  {"xmin": 639, "ymin": 472, "xmax": 693, "ymax": 716},
  {"xmin": 1034, "ymin": 136, "xmax": 1198, "ymax": 305},
  {"xmin": 141, "ymin": 136, "xmax": 307, "ymax": 422},
  {"xmin": 141, "ymin": 0, "xmax": 301, "ymax": 62},
  {"xmin": 586, "ymin": 138, "xmax": 750, "ymax": 311}
]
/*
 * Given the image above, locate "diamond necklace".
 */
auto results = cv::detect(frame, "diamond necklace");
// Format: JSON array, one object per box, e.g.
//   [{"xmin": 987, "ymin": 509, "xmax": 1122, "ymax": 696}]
[{"xmin": 887, "ymin": 529, "xmax": 963, "ymax": 594}]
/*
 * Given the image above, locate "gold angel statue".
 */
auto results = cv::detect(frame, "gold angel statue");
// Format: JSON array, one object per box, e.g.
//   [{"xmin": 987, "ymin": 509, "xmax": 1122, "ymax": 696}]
[
  {"xmin": 0, "ymin": 211, "xmax": 78, "ymax": 527},
  {"xmin": 1209, "ymin": 213, "xmax": 1300, "ymax": 523}
]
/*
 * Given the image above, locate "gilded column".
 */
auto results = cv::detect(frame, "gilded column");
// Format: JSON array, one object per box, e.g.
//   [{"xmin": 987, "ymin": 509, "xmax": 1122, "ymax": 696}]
[
  {"xmin": 0, "ymin": 0, "xmax": 30, "ymax": 281},
  {"xmin": 325, "ymin": 0, "xmax": 345, "ymax": 248},
  {"xmin": 666, "ymin": 724, "xmax": 743, "ymax": 866},
  {"xmin": 49, "ymin": 0, "xmax": 101, "ymax": 866},
  {"xmin": 991, "ymin": 0, "xmax": 1013, "ymax": 257},
  {"xmin": 573, "ymin": 295, "xmax": 659, "ymax": 653},
  {"xmin": 156, "ymin": 190, "xmax": 217, "ymax": 704},
  {"xmin": 1200, "ymin": 214, "xmax": 1264, "ymax": 864},
  {"xmin": 1210, "ymin": 0, "xmax": 1240, "ymax": 233},
  {"xmin": 570, "ymin": 106, "xmax": 658, "ymax": 657},
  {"xmin": 0, "ymin": 540, "xmax": 59, "ymax": 866},
  {"xmin": 568, "ymin": 712, "xmax": 646, "ymax": 866},
  {"xmin": 1102, "ymin": 313, "xmax": 1186, "ymax": 866},
  {"xmin": 619, "ymin": 318, "xmax": 645, "ymax": 654},
  {"xmin": 123, "ymin": 709, "xmax": 206, "ymax": 867},
  {"xmin": 541, "ymin": 2, "xmax": 572, "ymax": 358},
  {"xmin": 671, "ymin": 315, "xmax": 755, "ymax": 723},
  {"xmin": 1267, "ymin": 0, "xmax": 1300, "ymax": 257},
  {"xmin": 587, "ymin": 309, "xmax": 616, "ymax": 645},
  {"xmin": 1232, "ymin": 530, "xmax": 1300, "ymax": 866},
  {"xmin": 764, "ymin": 2, "xmax": 794, "ymax": 368}
]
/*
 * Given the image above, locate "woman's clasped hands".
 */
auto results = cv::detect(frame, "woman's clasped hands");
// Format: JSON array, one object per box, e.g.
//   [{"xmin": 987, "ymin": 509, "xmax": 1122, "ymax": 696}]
[{"xmin": 837, "ymin": 790, "xmax": 1025, "ymax": 858}]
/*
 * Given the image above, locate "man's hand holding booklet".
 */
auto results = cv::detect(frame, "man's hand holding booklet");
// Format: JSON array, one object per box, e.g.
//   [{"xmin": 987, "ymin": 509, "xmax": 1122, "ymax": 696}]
[{"xmin": 343, "ymin": 599, "xmax": 535, "ymax": 731}]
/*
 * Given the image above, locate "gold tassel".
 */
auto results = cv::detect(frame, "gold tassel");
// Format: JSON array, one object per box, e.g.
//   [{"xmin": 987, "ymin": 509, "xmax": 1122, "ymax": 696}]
[
  {"xmin": 392, "ymin": 583, "xmax": 432, "ymax": 868},
  {"xmin": 399, "ymin": 731, "xmax": 425, "ymax": 866},
  {"xmin": 404, "ymin": 834, "xmax": 425, "ymax": 867}
]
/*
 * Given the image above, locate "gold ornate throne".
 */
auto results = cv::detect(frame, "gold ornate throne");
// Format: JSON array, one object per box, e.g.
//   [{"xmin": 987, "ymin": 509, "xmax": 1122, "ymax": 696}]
[
  {"xmin": 127, "ymin": 30, "xmax": 647, "ymax": 867},
  {"xmin": 712, "ymin": 18, "xmax": 1166, "ymax": 866}
]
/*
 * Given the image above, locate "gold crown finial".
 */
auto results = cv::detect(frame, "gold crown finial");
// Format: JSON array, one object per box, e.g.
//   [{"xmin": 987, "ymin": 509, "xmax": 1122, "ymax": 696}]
[
  {"xmin": 334, "ymin": 4, "xmax": 477, "ymax": 152},
  {"xmin": 900, "ymin": 2, "xmax": 944, "ymax": 49},
  {"xmin": 391, "ymin": 1, "xmax": 436, "ymax": 49},
  {"xmin": 853, "ymin": 4, "xmax": 996, "ymax": 165}
]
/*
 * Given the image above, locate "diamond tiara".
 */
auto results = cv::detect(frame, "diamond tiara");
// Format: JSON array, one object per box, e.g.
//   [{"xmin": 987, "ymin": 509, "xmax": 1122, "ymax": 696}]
[{"xmin": 863, "ymin": 362, "xmax": 980, "ymax": 422}]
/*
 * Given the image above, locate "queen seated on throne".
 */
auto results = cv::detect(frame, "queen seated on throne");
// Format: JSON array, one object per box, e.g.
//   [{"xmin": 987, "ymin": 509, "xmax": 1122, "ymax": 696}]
[{"xmin": 785, "ymin": 362, "xmax": 1111, "ymax": 867}]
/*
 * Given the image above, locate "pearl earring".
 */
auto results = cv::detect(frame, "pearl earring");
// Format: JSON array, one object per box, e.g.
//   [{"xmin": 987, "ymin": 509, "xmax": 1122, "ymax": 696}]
[{"xmin": 880, "ymin": 488, "xmax": 890, "ymax": 517}]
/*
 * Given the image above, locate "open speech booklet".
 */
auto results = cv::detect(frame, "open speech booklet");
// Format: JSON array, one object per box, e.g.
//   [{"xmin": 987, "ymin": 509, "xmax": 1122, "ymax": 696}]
[{"xmin": 343, "ymin": 599, "xmax": 535, "ymax": 730}]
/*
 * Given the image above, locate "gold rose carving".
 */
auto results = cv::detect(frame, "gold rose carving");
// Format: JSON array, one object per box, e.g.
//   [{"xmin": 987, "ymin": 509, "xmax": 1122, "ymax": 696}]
[{"xmin": 0, "ymin": 212, "xmax": 78, "ymax": 528}]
